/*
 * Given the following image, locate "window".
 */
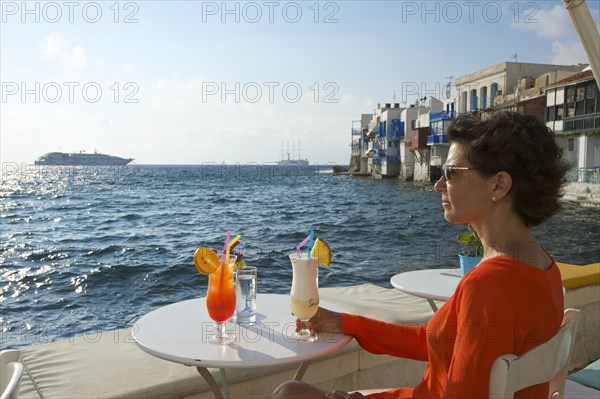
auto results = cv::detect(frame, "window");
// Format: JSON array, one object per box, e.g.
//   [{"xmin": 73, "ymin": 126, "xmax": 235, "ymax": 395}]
[
  {"xmin": 566, "ymin": 87, "xmax": 575, "ymax": 103},
  {"xmin": 585, "ymin": 98, "xmax": 596, "ymax": 115},
  {"xmin": 576, "ymin": 99, "xmax": 585, "ymax": 116},
  {"xmin": 430, "ymin": 121, "xmax": 440, "ymax": 136},
  {"xmin": 490, "ymin": 83, "xmax": 498, "ymax": 107},
  {"xmin": 585, "ymin": 83, "xmax": 596, "ymax": 99},
  {"xmin": 546, "ymin": 106, "xmax": 556, "ymax": 121},
  {"xmin": 556, "ymin": 104, "xmax": 564, "ymax": 120},
  {"xmin": 573, "ymin": 83, "xmax": 590, "ymax": 115},
  {"xmin": 576, "ymin": 86, "xmax": 585, "ymax": 101},
  {"xmin": 481, "ymin": 86, "xmax": 488, "ymax": 109},
  {"xmin": 470, "ymin": 89, "xmax": 478, "ymax": 111},
  {"xmin": 568, "ymin": 138, "xmax": 575, "ymax": 151}
]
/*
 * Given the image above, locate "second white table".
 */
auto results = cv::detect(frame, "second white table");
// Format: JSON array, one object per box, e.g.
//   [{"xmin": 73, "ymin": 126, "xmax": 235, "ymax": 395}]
[{"xmin": 390, "ymin": 268, "xmax": 461, "ymax": 312}]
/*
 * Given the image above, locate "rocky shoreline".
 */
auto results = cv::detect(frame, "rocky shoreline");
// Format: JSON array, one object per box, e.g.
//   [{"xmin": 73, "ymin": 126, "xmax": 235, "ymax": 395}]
[{"xmin": 563, "ymin": 182, "xmax": 600, "ymax": 206}]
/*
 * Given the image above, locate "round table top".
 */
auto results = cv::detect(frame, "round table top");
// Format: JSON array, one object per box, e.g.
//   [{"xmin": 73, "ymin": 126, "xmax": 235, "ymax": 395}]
[
  {"xmin": 132, "ymin": 293, "xmax": 352, "ymax": 368},
  {"xmin": 390, "ymin": 268, "xmax": 461, "ymax": 302}
]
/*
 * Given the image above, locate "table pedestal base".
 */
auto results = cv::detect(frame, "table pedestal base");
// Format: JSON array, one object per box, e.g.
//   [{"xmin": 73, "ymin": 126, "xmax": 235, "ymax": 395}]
[
  {"xmin": 197, "ymin": 361, "xmax": 311, "ymax": 399},
  {"xmin": 197, "ymin": 367, "xmax": 229, "ymax": 399},
  {"xmin": 427, "ymin": 299, "xmax": 438, "ymax": 312}
]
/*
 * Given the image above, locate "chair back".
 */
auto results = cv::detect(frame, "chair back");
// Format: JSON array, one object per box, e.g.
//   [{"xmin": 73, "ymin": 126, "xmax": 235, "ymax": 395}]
[
  {"xmin": 0, "ymin": 350, "xmax": 24, "ymax": 399},
  {"xmin": 489, "ymin": 308, "xmax": 580, "ymax": 399}
]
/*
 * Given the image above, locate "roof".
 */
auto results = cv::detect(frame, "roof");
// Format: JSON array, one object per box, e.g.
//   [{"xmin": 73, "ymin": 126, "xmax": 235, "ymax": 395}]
[{"xmin": 544, "ymin": 70, "xmax": 595, "ymax": 90}]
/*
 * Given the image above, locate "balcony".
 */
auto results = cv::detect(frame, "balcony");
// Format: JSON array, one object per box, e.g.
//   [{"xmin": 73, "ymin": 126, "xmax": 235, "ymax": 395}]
[
  {"xmin": 561, "ymin": 114, "xmax": 600, "ymax": 135},
  {"xmin": 427, "ymin": 135, "xmax": 450, "ymax": 145},
  {"xmin": 351, "ymin": 128, "xmax": 362, "ymax": 136},
  {"xmin": 430, "ymin": 110, "xmax": 456, "ymax": 122},
  {"xmin": 373, "ymin": 149, "xmax": 386, "ymax": 157},
  {"xmin": 391, "ymin": 120, "xmax": 404, "ymax": 139}
]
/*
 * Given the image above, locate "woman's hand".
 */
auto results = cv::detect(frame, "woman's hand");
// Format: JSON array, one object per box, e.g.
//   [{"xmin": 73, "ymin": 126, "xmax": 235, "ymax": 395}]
[
  {"xmin": 325, "ymin": 390, "xmax": 368, "ymax": 399},
  {"xmin": 296, "ymin": 307, "xmax": 342, "ymax": 335}
]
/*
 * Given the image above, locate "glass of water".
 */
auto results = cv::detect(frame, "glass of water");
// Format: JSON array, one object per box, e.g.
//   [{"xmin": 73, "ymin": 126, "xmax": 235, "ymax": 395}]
[{"xmin": 235, "ymin": 266, "xmax": 257, "ymax": 325}]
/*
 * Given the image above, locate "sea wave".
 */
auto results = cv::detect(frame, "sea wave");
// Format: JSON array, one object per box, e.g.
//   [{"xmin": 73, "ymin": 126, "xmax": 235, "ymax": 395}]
[{"xmin": 1, "ymin": 165, "xmax": 599, "ymax": 349}]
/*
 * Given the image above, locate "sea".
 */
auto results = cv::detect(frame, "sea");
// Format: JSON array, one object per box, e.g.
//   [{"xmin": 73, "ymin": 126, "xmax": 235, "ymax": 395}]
[{"xmin": 1, "ymin": 164, "xmax": 599, "ymax": 350}]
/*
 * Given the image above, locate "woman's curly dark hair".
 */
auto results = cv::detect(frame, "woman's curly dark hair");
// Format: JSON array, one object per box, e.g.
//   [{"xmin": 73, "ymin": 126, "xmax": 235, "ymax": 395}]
[{"xmin": 446, "ymin": 111, "xmax": 570, "ymax": 227}]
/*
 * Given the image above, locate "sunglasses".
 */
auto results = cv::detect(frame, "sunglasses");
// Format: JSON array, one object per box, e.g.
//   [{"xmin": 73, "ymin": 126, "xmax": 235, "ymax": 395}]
[{"xmin": 441, "ymin": 163, "xmax": 479, "ymax": 182}]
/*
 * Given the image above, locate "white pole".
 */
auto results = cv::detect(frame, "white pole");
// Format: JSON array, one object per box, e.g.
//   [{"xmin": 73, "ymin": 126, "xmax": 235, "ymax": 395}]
[{"xmin": 563, "ymin": 0, "xmax": 600, "ymax": 88}]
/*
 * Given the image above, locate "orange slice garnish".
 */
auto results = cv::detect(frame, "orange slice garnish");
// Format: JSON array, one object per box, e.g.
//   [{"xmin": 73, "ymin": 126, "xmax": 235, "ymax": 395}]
[{"xmin": 194, "ymin": 247, "xmax": 220, "ymax": 275}]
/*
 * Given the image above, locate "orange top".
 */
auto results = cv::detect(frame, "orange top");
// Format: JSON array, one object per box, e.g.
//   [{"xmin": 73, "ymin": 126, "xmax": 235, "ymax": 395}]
[{"xmin": 342, "ymin": 257, "xmax": 564, "ymax": 399}]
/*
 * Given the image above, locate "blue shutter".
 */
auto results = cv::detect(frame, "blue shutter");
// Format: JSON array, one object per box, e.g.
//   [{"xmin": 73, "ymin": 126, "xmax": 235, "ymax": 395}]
[{"xmin": 490, "ymin": 83, "xmax": 498, "ymax": 107}]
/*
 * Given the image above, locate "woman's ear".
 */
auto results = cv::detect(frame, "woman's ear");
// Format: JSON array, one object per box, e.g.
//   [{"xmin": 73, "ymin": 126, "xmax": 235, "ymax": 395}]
[{"xmin": 490, "ymin": 171, "xmax": 512, "ymax": 201}]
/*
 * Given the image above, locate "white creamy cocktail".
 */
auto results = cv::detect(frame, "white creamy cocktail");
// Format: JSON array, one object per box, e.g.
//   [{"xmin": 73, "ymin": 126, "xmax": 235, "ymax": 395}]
[{"xmin": 289, "ymin": 253, "xmax": 319, "ymax": 341}]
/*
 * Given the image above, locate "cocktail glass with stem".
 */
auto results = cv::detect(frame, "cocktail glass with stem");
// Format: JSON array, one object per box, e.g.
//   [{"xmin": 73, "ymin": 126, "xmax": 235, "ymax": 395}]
[
  {"xmin": 206, "ymin": 255, "xmax": 236, "ymax": 344},
  {"xmin": 289, "ymin": 253, "xmax": 319, "ymax": 342}
]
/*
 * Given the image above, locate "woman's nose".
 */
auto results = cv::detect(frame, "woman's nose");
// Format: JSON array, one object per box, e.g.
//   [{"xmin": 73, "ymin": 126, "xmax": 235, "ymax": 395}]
[{"xmin": 434, "ymin": 176, "xmax": 446, "ymax": 192}]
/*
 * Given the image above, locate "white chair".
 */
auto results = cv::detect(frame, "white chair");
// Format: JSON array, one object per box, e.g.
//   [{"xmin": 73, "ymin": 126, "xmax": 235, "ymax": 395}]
[
  {"xmin": 489, "ymin": 308, "xmax": 580, "ymax": 399},
  {"xmin": 0, "ymin": 350, "xmax": 24, "ymax": 399}
]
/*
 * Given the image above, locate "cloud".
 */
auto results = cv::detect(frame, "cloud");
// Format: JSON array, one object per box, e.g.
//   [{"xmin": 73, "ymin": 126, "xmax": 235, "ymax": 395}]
[
  {"xmin": 551, "ymin": 40, "xmax": 589, "ymax": 65},
  {"xmin": 89, "ymin": 117, "xmax": 112, "ymax": 128},
  {"xmin": 42, "ymin": 33, "xmax": 87, "ymax": 69},
  {"xmin": 512, "ymin": 5, "xmax": 575, "ymax": 39},
  {"xmin": 511, "ymin": 4, "xmax": 597, "ymax": 66}
]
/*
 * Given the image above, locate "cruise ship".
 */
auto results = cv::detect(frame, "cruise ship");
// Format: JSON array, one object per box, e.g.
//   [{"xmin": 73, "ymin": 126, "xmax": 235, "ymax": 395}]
[
  {"xmin": 34, "ymin": 151, "xmax": 134, "ymax": 166},
  {"xmin": 277, "ymin": 140, "xmax": 309, "ymax": 167}
]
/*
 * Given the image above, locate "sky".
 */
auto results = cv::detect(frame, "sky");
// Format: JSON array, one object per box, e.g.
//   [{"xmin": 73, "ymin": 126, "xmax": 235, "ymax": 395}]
[{"xmin": 1, "ymin": 0, "xmax": 598, "ymax": 165}]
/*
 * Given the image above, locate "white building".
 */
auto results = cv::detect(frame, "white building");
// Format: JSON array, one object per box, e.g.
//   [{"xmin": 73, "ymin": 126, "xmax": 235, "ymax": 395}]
[
  {"xmin": 399, "ymin": 104, "xmax": 430, "ymax": 180},
  {"xmin": 456, "ymin": 62, "xmax": 585, "ymax": 114},
  {"xmin": 411, "ymin": 110, "xmax": 432, "ymax": 182},
  {"xmin": 545, "ymin": 69, "xmax": 600, "ymax": 183},
  {"xmin": 349, "ymin": 114, "xmax": 373, "ymax": 175},
  {"xmin": 368, "ymin": 103, "xmax": 405, "ymax": 178}
]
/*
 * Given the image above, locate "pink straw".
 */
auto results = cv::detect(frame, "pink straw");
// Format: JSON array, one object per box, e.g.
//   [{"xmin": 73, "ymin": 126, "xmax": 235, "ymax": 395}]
[
  {"xmin": 296, "ymin": 235, "xmax": 310, "ymax": 257},
  {"xmin": 222, "ymin": 230, "xmax": 231, "ymax": 262}
]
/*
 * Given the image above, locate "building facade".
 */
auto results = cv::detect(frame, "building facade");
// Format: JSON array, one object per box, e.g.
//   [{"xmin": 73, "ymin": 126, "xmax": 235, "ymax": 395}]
[
  {"xmin": 369, "ymin": 104, "xmax": 405, "ymax": 178},
  {"xmin": 456, "ymin": 62, "xmax": 585, "ymax": 115},
  {"xmin": 349, "ymin": 114, "xmax": 372, "ymax": 175},
  {"xmin": 347, "ymin": 62, "xmax": 598, "ymax": 184},
  {"xmin": 545, "ymin": 69, "xmax": 600, "ymax": 183}
]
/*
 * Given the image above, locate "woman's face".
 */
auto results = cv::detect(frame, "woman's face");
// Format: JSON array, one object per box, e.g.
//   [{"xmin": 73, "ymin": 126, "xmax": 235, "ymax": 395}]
[{"xmin": 434, "ymin": 142, "xmax": 493, "ymax": 225}]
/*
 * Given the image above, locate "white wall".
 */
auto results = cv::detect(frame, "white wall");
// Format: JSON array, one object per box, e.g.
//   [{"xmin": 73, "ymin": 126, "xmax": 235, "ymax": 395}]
[
  {"xmin": 413, "ymin": 149, "xmax": 430, "ymax": 182},
  {"xmin": 400, "ymin": 142, "xmax": 415, "ymax": 180}
]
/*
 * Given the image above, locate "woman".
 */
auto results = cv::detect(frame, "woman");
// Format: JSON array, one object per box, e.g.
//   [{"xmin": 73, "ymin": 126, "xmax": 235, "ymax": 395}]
[{"xmin": 272, "ymin": 111, "xmax": 570, "ymax": 399}]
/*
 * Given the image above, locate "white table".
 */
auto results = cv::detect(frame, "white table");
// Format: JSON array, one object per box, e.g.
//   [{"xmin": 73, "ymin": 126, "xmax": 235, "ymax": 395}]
[
  {"xmin": 390, "ymin": 268, "xmax": 461, "ymax": 312},
  {"xmin": 132, "ymin": 293, "xmax": 351, "ymax": 399}
]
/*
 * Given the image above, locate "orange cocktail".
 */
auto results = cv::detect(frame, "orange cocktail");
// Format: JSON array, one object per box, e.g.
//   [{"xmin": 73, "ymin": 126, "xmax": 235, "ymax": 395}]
[
  {"xmin": 206, "ymin": 256, "xmax": 236, "ymax": 322},
  {"xmin": 205, "ymin": 255, "xmax": 236, "ymax": 344}
]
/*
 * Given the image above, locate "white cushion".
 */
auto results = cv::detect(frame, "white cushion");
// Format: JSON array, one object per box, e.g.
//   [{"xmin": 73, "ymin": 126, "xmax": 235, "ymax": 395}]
[
  {"xmin": 564, "ymin": 379, "xmax": 600, "ymax": 399},
  {"xmin": 14, "ymin": 285, "xmax": 437, "ymax": 398},
  {"xmin": 320, "ymin": 283, "xmax": 436, "ymax": 324}
]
